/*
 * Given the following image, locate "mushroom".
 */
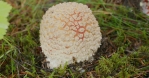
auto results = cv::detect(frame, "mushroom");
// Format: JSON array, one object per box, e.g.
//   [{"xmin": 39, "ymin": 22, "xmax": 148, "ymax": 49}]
[
  {"xmin": 40, "ymin": 2, "xmax": 102, "ymax": 69},
  {"xmin": 140, "ymin": 0, "xmax": 149, "ymax": 15}
]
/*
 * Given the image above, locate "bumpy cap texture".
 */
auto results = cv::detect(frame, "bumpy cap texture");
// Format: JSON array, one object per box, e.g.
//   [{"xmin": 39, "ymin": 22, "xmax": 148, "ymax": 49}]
[
  {"xmin": 40, "ymin": 2, "xmax": 102, "ymax": 69},
  {"xmin": 140, "ymin": 0, "xmax": 149, "ymax": 15}
]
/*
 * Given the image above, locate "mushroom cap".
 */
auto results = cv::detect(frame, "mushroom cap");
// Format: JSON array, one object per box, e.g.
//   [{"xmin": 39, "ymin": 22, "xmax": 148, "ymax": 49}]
[
  {"xmin": 40, "ymin": 2, "xmax": 102, "ymax": 69},
  {"xmin": 140, "ymin": 0, "xmax": 149, "ymax": 15}
]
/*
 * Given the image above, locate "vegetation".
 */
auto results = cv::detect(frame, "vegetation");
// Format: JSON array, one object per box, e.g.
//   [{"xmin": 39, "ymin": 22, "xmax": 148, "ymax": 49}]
[{"xmin": 0, "ymin": 0, "xmax": 149, "ymax": 78}]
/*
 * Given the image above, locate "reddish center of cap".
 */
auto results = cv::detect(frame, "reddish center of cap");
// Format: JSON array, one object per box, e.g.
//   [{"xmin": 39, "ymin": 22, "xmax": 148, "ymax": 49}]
[
  {"xmin": 144, "ymin": 0, "xmax": 149, "ymax": 3},
  {"xmin": 63, "ymin": 11, "xmax": 87, "ymax": 40}
]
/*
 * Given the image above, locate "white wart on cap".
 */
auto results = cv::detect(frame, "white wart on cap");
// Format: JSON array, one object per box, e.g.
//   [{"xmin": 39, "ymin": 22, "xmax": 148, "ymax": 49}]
[{"xmin": 40, "ymin": 2, "xmax": 102, "ymax": 69}]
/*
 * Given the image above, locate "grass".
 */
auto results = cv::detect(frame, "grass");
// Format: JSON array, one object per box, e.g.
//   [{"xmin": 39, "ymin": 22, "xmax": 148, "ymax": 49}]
[{"xmin": 0, "ymin": 0, "xmax": 149, "ymax": 78}]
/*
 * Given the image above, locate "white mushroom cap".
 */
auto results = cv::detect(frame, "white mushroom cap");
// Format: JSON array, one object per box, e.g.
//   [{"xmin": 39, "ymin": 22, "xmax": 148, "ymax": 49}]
[
  {"xmin": 40, "ymin": 2, "xmax": 102, "ymax": 69},
  {"xmin": 140, "ymin": 0, "xmax": 149, "ymax": 15}
]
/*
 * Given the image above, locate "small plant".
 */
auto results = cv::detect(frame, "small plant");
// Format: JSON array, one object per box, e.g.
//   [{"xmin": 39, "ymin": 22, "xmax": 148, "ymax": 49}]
[{"xmin": 0, "ymin": 1, "xmax": 12, "ymax": 40}]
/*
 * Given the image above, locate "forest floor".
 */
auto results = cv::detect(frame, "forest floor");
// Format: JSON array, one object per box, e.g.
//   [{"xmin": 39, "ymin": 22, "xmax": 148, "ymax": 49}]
[{"xmin": 0, "ymin": 0, "xmax": 149, "ymax": 78}]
